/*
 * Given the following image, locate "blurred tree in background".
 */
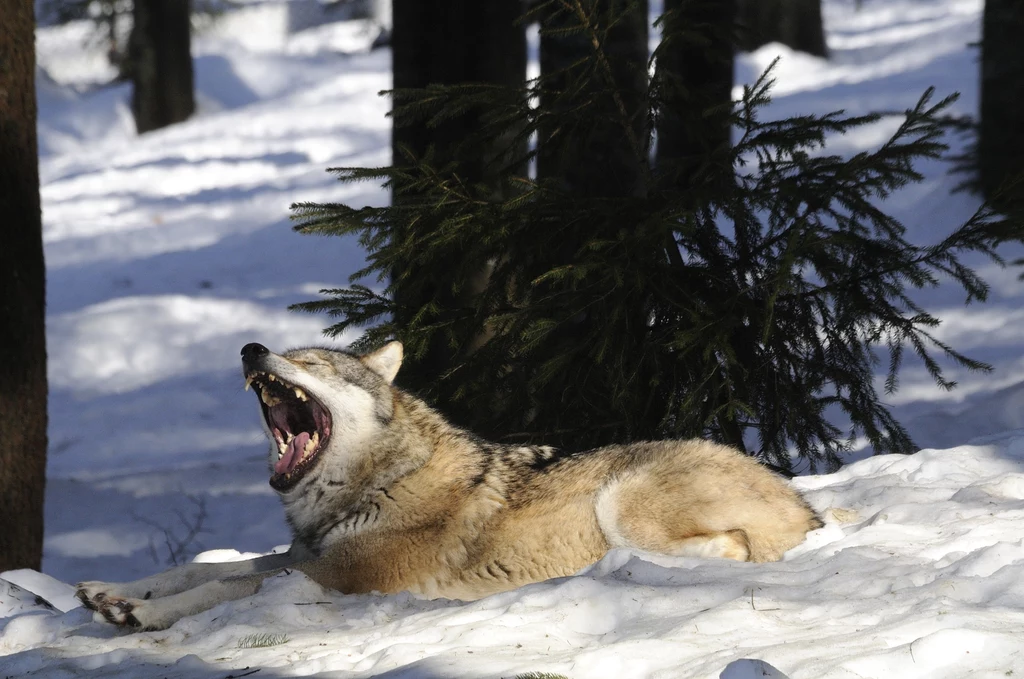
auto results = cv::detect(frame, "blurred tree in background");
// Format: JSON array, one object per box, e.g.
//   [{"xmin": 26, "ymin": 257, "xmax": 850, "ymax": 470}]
[
  {"xmin": 40, "ymin": 0, "xmax": 130, "ymax": 72},
  {"xmin": 737, "ymin": 0, "xmax": 827, "ymax": 57},
  {"xmin": 292, "ymin": 0, "xmax": 1021, "ymax": 472},
  {"xmin": 129, "ymin": 0, "xmax": 196, "ymax": 133},
  {"xmin": 0, "ymin": 0, "xmax": 48, "ymax": 571},
  {"xmin": 40, "ymin": 0, "xmax": 196, "ymax": 132}
]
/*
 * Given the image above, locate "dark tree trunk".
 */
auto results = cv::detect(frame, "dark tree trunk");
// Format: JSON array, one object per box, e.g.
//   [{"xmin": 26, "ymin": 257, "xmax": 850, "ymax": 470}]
[
  {"xmin": 390, "ymin": 0, "xmax": 527, "ymax": 397},
  {"xmin": 129, "ymin": 0, "xmax": 195, "ymax": 133},
  {"xmin": 391, "ymin": 0, "xmax": 526, "ymax": 176},
  {"xmin": 537, "ymin": 0, "xmax": 649, "ymax": 197},
  {"xmin": 0, "ymin": 0, "xmax": 48, "ymax": 572},
  {"xmin": 526, "ymin": 0, "xmax": 651, "ymax": 448},
  {"xmin": 737, "ymin": 0, "xmax": 827, "ymax": 58},
  {"xmin": 655, "ymin": 0, "xmax": 745, "ymax": 452},
  {"xmin": 979, "ymin": 0, "xmax": 1024, "ymax": 205},
  {"xmin": 656, "ymin": 0, "xmax": 736, "ymax": 186}
]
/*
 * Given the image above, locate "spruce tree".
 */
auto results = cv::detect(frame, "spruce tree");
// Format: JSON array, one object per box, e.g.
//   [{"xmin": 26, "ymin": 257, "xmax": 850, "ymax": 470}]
[{"xmin": 293, "ymin": 2, "xmax": 1021, "ymax": 471}]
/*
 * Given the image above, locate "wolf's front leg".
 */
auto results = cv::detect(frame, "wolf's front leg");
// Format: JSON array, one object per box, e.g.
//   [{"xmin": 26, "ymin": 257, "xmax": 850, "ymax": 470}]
[
  {"xmin": 94, "ymin": 571, "xmax": 284, "ymax": 631},
  {"xmin": 76, "ymin": 549, "xmax": 300, "ymax": 612}
]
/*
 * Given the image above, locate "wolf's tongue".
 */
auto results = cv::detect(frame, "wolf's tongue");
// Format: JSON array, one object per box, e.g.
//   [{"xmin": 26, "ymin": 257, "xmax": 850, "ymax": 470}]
[{"xmin": 275, "ymin": 431, "xmax": 310, "ymax": 475}]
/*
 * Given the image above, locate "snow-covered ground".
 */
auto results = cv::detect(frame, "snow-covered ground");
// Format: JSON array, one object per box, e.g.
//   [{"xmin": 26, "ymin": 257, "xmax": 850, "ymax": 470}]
[
  {"xmin": 7, "ymin": 434, "xmax": 1024, "ymax": 678},
  {"xmin": 3, "ymin": 0, "xmax": 1024, "ymax": 677}
]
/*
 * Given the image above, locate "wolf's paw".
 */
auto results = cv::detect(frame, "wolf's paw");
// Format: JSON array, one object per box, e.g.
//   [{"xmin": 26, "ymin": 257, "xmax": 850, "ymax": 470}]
[
  {"xmin": 76, "ymin": 581, "xmax": 117, "ymax": 611},
  {"xmin": 96, "ymin": 598, "xmax": 145, "ymax": 630},
  {"xmin": 96, "ymin": 595, "xmax": 176, "ymax": 631}
]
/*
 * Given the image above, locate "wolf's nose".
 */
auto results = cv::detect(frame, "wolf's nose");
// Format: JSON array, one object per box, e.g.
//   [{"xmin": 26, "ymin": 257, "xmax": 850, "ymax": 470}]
[{"xmin": 241, "ymin": 343, "xmax": 269, "ymax": 361}]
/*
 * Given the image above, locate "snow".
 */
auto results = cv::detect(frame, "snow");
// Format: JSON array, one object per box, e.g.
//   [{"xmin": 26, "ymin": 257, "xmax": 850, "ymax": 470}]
[{"xmin": 4, "ymin": 0, "xmax": 1024, "ymax": 677}]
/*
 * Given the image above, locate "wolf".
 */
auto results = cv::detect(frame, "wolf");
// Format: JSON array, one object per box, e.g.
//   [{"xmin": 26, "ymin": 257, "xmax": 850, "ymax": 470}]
[{"xmin": 76, "ymin": 341, "xmax": 822, "ymax": 630}]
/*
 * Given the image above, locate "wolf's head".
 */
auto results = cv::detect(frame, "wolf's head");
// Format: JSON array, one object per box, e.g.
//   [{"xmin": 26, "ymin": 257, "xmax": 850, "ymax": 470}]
[{"xmin": 240, "ymin": 341, "xmax": 403, "ymax": 493}]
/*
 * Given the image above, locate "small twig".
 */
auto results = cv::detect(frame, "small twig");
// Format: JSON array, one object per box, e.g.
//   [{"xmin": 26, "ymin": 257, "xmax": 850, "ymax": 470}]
[
  {"xmin": 294, "ymin": 601, "xmax": 333, "ymax": 606},
  {"xmin": 748, "ymin": 587, "xmax": 780, "ymax": 612},
  {"xmin": 131, "ymin": 494, "xmax": 210, "ymax": 566},
  {"xmin": 225, "ymin": 669, "xmax": 261, "ymax": 679}
]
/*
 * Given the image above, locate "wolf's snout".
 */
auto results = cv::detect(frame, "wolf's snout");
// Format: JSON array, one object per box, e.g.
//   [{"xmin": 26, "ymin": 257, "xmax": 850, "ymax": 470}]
[{"xmin": 241, "ymin": 343, "xmax": 269, "ymax": 362}]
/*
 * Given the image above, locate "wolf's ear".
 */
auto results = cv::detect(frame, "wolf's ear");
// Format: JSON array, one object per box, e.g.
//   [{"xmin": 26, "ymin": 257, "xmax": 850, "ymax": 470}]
[{"xmin": 361, "ymin": 341, "xmax": 403, "ymax": 384}]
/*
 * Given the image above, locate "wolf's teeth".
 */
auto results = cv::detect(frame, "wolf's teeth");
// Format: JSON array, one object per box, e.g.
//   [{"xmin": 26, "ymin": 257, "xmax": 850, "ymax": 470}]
[
  {"xmin": 244, "ymin": 376, "xmax": 253, "ymax": 392},
  {"xmin": 294, "ymin": 387, "xmax": 307, "ymax": 401},
  {"xmin": 267, "ymin": 374, "xmax": 276, "ymax": 382},
  {"xmin": 303, "ymin": 431, "xmax": 319, "ymax": 459}
]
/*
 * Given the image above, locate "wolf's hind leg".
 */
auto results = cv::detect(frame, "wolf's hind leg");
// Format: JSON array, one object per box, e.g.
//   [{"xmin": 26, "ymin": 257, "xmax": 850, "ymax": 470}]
[
  {"xmin": 595, "ymin": 442, "xmax": 820, "ymax": 563},
  {"xmin": 595, "ymin": 474, "xmax": 755, "ymax": 562}
]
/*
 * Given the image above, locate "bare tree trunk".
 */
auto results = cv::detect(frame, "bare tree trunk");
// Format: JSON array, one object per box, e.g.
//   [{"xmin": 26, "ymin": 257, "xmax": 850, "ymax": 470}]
[
  {"xmin": 129, "ymin": 0, "xmax": 195, "ymax": 133},
  {"xmin": 979, "ymin": 0, "xmax": 1024, "ymax": 205},
  {"xmin": 737, "ymin": 0, "xmax": 827, "ymax": 58},
  {"xmin": 0, "ymin": 0, "xmax": 48, "ymax": 572}
]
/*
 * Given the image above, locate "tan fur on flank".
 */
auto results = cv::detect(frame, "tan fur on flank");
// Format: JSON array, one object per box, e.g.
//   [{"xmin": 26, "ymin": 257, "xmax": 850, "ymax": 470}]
[{"xmin": 77, "ymin": 341, "xmax": 822, "ymax": 630}]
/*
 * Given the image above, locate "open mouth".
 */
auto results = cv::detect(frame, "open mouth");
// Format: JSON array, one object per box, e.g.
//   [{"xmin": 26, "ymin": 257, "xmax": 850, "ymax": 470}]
[{"xmin": 246, "ymin": 371, "xmax": 332, "ymax": 491}]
